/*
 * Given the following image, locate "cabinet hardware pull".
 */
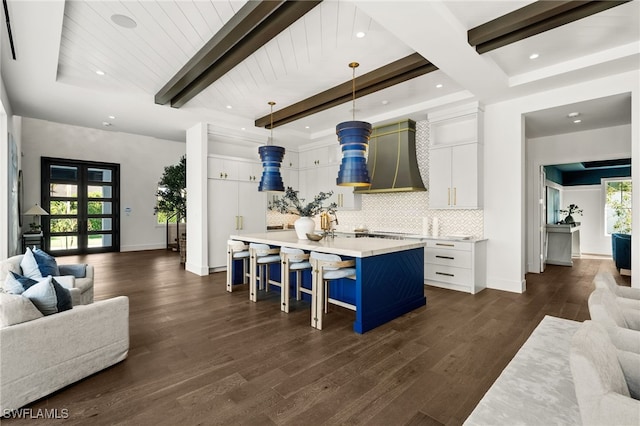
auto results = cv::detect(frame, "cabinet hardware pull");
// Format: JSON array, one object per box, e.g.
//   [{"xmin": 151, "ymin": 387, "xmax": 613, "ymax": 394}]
[
  {"xmin": 220, "ymin": 172, "xmax": 223, "ymax": 178},
  {"xmin": 235, "ymin": 216, "xmax": 238, "ymax": 230},
  {"xmin": 239, "ymin": 216, "xmax": 243, "ymax": 230},
  {"xmin": 225, "ymin": 173, "xmax": 228, "ymax": 178},
  {"xmin": 454, "ymin": 187, "xmax": 457, "ymax": 205},
  {"xmin": 447, "ymin": 188, "xmax": 450, "ymax": 205},
  {"xmin": 435, "ymin": 255, "xmax": 454, "ymax": 260},
  {"xmin": 436, "ymin": 243, "xmax": 455, "ymax": 247},
  {"xmin": 436, "ymin": 272, "xmax": 455, "ymax": 277}
]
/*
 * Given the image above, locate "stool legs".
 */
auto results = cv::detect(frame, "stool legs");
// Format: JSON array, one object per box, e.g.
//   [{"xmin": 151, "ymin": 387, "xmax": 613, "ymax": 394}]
[
  {"xmin": 249, "ymin": 248, "xmax": 258, "ymax": 302},
  {"xmin": 311, "ymin": 258, "xmax": 325, "ymax": 330},
  {"xmin": 281, "ymin": 258, "xmax": 291, "ymax": 313}
]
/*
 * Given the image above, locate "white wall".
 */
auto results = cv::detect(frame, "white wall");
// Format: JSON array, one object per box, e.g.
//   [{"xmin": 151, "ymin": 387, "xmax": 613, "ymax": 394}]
[
  {"xmin": 563, "ymin": 185, "xmax": 612, "ymax": 255},
  {"xmin": 526, "ymin": 124, "xmax": 631, "ymax": 270},
  {"xmin": 483, "ymin": 70, "xmax": 639, "ymax": 293},
  {"xmin": 20, "ymin": 117, "xmax": 185, "ymax": 252}
]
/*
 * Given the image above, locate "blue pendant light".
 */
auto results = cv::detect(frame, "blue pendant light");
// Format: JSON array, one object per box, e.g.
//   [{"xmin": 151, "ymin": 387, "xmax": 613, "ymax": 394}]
[
  {"xmin": 258, "ymin": 101, "xmax": 285, "ymax": 192},
  {"xmin": 336, "ymin": 62, "xmax": 371, "ymax": 187}
]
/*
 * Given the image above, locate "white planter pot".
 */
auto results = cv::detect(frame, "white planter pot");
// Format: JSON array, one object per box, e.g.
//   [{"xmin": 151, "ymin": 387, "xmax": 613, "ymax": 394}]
[{"xmin": 294, "ymin": 216, "xmax": 315, "ymax": 239}]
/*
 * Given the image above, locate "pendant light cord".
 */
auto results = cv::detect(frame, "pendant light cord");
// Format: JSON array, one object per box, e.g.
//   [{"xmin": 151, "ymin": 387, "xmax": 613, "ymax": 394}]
[
  {"xmin": 350, "ymin": 62, "xmax": 358, "ymax": 121},
  {"xmin": 268, "ymin": 101, "xmax": 275, "ymax": 145}
]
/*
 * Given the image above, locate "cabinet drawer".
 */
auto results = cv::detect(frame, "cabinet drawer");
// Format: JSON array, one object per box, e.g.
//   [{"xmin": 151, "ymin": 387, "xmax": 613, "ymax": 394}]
[
  {"xmin": 426, "ymin": 240, "xmax": 472, "ymax": 251},
  {"xmin": 425, "ymin": 248, "xmax": 471, "ymax": 268},
  {"xmin": 425, "ymin": 264, "xmax": 471, "ymax": 286}
]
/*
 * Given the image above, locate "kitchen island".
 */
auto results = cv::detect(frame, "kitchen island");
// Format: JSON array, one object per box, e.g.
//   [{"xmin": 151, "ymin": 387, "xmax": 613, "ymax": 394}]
[{"xmin": 229, "ymin": 231, "xmax": 426, "ymax": 333}]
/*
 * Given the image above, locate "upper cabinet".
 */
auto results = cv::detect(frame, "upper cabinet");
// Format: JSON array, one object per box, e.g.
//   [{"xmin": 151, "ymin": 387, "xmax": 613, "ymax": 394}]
[{"xmin": 428, "ymin": 103, "xmax": 484, "ymax": 210}]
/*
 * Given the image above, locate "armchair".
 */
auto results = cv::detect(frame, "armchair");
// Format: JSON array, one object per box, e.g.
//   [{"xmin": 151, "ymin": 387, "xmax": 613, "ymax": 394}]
[
  {"xmin": 612, "ymin": 233, "xmax": 631, "ymax": 272},
  {"xmin": 0, "ymin": 255, "xmax": 94, "ymax": 305}
]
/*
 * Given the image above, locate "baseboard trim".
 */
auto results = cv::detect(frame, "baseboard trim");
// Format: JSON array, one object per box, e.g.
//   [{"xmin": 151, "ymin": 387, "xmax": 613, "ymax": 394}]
[
  {"xmin": 185, "ymin": 263, "xmax": 209, "ymax": 276},
  {"xmin": 120, "ymin": 243, "xmax": 166, "ymax": 252},
  {"xmin": 487, "ymin": 277, "xmax": 526, "ymax": 293}
]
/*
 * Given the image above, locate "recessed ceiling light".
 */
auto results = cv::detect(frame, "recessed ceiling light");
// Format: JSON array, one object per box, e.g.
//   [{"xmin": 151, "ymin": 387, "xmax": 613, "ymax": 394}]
[
  {"xmin": 108, "ymin": 115, "xmax": 116, "ymax": 120},
  {"xmin": 102, "ymin": 121, "xmax": 112, "ymax": 127},
  {"xmin": 356, "ymin": 31, "xmax": 366, "ymax": 38},
  {"xmin": 573, "ymin": 119, "xmax": 582, "ymax": 124},
  {"xmin": 96, "ymin": 70, "xmax": 105, "ymax": 76},
  {"xmin": 111, "ymin": 14, "xmax": 137, "ymax": 29},
  {"xmin": 226, "ymin": 105, "xmax": 232, "ymax": 109},
  {"xmin": 381, "ymin": 100, "xmax": 389, "ymax": 105},
  {"xmin": 529, "ymin": 53, "xmax": 539, "ymax": 60},
  {"xmin": 305, "ymin": 126, "xmax": 310, "ymax": 129},
  {"xmin": 436, "ymin": 83, "xmax": 443, "ymax": 88},
  {"xmin": 241, "ymin": 127, "xmax": 245, "ymax": 131},
  {"xmin": 568, "ymin": 112, "xmax": 580, "ymax": 118}
]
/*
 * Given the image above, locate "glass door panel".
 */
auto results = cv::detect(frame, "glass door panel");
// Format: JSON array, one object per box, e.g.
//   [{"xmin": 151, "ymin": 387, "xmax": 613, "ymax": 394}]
[{"xmin": 42, "ymin": 158, "xmax": 120, "ymax": 254}]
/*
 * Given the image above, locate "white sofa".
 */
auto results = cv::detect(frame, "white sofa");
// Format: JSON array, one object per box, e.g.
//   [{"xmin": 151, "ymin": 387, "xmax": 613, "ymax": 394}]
[
  {"xmin": 0, "ymin": 295, "xmax": 129, "ymax": 412},
  {"xmin": 0, "ymin": 254, "xmax": 94, "ymax": 305}
]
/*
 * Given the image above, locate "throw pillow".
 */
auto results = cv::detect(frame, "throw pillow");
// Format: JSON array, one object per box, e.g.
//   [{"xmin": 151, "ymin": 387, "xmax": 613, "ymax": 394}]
[
  {"xmin": 0, "ymin": 292, "xmax": 43, "ymax": 327},
  {"xmin": 20, "ymin": 247, "xmax": 43, "ymax": 280},
  {"xmin": 3, "ymin": 271, "xmax": 39, "ymax": 294},
  {"xmin": 15, "ymin": 275, "xmax": 72, "ymax": 315},
  {"xmin": 22, "ymin": 276, "xmax": 58, "ymax": 315},
  {"xmin": 33, "ymin": 248, "xmax": 60, "ymax": 276}
]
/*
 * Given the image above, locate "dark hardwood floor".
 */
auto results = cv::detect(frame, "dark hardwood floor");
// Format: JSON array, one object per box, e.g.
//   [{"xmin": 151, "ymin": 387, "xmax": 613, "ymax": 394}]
[{"xmin": 4, "ymin": 250, "xmax": 630, "ymax": 425}]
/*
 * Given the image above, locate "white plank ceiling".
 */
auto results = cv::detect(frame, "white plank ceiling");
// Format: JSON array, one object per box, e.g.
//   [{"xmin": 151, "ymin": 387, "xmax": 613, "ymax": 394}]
[{"xmin": 1, "ymin": 0, "xmax": 638, "ymax": 145}]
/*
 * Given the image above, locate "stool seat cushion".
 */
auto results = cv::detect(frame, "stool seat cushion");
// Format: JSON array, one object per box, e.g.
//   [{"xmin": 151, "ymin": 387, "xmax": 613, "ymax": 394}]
[
  {"xmin": 257, "ymin": 255, "xmax": 281, "ymax": 264},
  {"xmin": 290, "ymin": 261, "xmax": 312, "ymax": 270},
  {"xmin": 233, "ymin": 251, "xmax": 250, "ymax": 259},
  {"xmin": 310, "ymin": 252, "xmax": 342, "ymax": 271},
  {"xmin": 324, "ymin": 268, "xmax": 356, "ymax": 280}
]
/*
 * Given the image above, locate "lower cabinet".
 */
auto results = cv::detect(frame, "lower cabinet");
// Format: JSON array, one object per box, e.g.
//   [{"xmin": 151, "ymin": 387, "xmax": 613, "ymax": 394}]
[
  {"xmin": 208, "ymin": 179, "xmax": 266, "ymax": 270},
  {"xmin": 424, "ymin": 239, "xmax": 487, "ymax": 294}
]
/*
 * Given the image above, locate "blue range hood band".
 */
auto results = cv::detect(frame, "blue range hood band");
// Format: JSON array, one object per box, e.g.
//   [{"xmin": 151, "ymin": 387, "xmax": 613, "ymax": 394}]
[
  {"xmin": 336, "ymin": 120, "xmax": 372, "ymax": 187},
  {"xmin": 258, "ymin": 145, "xmax": 286, "ymax": 192}
]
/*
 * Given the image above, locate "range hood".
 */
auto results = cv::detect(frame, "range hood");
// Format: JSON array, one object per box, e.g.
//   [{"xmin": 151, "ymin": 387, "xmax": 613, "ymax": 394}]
[{"xmin": 354, "ymin": 119, "xmax": 426, "ymax": 194}]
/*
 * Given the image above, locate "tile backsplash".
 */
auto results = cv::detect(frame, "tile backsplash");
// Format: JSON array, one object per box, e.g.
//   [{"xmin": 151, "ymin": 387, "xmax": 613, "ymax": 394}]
[{"xmin": 267, "ymin": 119, "xmax": 484, "ymax": 239}]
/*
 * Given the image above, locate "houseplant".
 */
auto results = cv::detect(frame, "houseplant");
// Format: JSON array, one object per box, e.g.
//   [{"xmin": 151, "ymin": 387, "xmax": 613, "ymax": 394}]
[
  {"xmin": 560, "ymin": 203, "xmax": 582, "ymax": 225},
  {"xmin": 269, "ymin": 187, "xmax": 336, "ymax": 239},
  {"xmin": 155, "ymin": 156, "xmax": 187, "ymax": 252}
]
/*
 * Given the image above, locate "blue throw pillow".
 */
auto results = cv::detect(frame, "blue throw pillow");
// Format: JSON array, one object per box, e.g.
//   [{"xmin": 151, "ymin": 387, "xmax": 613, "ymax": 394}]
[
  {"xmin": 32, "ymin": 248, "xmax": 60, "ymax": 276},
  {"xmin": 5, "ymin": 271, "xmax": 39, "ymax": 294},
  {"xmin": 5, "ymin": 273, "xmax": 72, "ymax": 314}
]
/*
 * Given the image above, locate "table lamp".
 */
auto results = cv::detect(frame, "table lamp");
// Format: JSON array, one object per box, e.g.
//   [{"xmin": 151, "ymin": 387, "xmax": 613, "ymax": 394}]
[{"xmin": 24, "ymin": 204, "xmax": 49, "ymax": 233}]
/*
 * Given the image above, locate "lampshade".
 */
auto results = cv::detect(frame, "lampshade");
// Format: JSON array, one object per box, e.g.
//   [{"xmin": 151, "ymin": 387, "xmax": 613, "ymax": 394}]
[
  {"xmin": 258, "ymin": 101, "xmax": 286, "ymax": 192},
  {"xmin": 336, "ymin": 62, "xmax": 371, "ymax": 187},
  {"xmin": 336, "ymin": 120, "xmax": 372, "ymax": 186},
  {"xmin": 24, "ymin": 204, "xmax": 49, "ymax": 216}
]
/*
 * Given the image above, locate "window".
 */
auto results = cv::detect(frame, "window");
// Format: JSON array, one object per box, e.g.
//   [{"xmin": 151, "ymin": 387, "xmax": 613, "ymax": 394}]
[
  {"xmin": 604, "ymin": 178, "xmax": 632, "ymax": 235},
  {"xmin": 155, "ymin": 186, "xmax": 184, "ymax": 225}
]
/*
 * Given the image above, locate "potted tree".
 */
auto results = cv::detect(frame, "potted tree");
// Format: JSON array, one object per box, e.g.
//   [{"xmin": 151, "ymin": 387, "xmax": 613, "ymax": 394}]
[{"xmin": 155, "ymin": 156, "xmax": 187, "ymax": 258}]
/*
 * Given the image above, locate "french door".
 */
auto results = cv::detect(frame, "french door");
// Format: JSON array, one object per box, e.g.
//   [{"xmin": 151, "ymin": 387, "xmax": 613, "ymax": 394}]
[{"xmin": 41, "ymin": 158, "xmax": 120, "ymax": 254}]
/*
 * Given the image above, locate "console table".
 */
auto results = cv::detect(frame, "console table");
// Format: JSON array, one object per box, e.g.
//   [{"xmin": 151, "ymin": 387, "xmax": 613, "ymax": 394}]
[{"xmin": 546, "ymin": 224, "xmax": 581, "ymax": 266}]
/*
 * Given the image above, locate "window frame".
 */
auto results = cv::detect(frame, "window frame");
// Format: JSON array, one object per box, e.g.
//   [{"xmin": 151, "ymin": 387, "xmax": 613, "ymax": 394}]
[{"xmin": 602, "ymin": 176, "xmax": 632, "ymax": 236}]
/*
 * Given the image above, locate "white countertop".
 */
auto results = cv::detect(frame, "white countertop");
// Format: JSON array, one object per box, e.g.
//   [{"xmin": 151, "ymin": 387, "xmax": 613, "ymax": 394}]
[
  {"xmin": 333, "ymin": 231, "xmax": 486, "ymax": 243},
  {"xmin": 230, "ymin": 231, "xmax": 425, "ymax": 258}
]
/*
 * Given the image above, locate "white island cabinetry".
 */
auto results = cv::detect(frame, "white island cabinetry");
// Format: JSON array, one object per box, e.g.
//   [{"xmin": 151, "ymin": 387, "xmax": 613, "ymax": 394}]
[{"xmin": 424, "ymin": 239, "xmax": 487, "ymax": 294}]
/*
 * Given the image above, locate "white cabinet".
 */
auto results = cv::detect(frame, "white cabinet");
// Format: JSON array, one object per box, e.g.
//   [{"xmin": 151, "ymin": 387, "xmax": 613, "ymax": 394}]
[
  {"xmin": 424, "ymin": 239, "xmax": 487, "ymax": 294},
  {"xmin": 236, "ymin": 161, "xmax": 261, "ymax": 183},
  {"xmin": 428, "ymin": 103, "xmax": 483, "ymax": 210},
  {"xmin": 429, "ymin": 143, "xmax": 481, "ymax": 209},
  {"xmin": 208, "ymin": 157, "xmax": 239, "ymax": 180}
]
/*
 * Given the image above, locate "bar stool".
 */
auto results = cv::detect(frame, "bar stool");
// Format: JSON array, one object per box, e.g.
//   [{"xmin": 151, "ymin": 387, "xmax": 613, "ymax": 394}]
[
  {"xmin": 249, "ymin": 243, "xmax": 281, "ymax": 303},
  {"xmin": 280, "ymin": 247, "xmax": 312, "ymax": 313},
  {"xmin": 310, "ymin": 251, "xmax": 356, "ymax": 330},
  {"xmin": 226, "ymin": 240, "xmax": 249, "ymax": 292}
]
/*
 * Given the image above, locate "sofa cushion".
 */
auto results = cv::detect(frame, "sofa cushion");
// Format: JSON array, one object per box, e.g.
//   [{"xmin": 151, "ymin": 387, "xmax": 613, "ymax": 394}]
[
  {"xmin": 0, "ymin": 292, "xmax": 43, "ymax": 327},
  {"xmin": 19, "ymin": 248, "xmax": 43, "ymax": 280},
  {"xmin": 32, "ymin": 248, "xmax": 60, "ymax": 276},
  {"xmin": 21, "ymin": 276, "xmax": 72, "ymax": 315}
]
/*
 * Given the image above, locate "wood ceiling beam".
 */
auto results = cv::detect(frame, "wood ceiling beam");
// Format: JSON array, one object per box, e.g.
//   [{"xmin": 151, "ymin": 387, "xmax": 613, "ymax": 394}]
[
  {"xmin": 468, "ymin": 0, "xmax": 632, "ymax": 54},
  {"xmin": 255, "ymin": 53, "xmax": 437, "ymax": 129},
  {"xmin": 155, "ymin": 0, "xmax": 322, "ymax": 108}
]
